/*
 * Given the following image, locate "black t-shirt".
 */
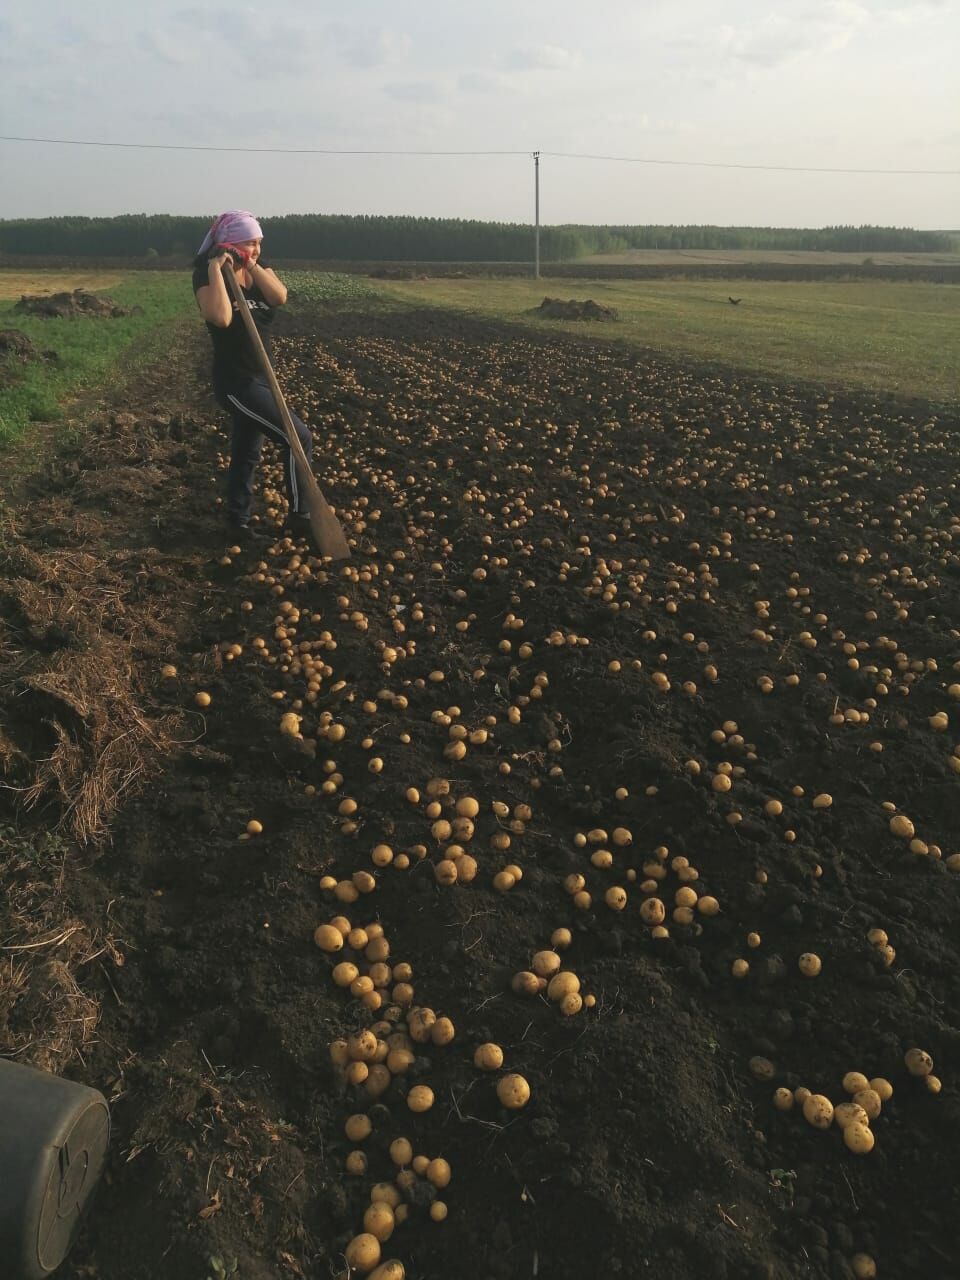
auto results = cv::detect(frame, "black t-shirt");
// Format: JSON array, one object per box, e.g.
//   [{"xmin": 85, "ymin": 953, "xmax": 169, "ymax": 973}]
[{"xmin": 192, "ymin": 258, "xmax": 276, "ymax": 388}]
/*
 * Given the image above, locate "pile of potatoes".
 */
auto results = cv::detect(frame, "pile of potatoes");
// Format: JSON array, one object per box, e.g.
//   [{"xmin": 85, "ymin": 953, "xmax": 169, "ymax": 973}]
[
  {"xmin": 773, "ymin": 1067, "xmax": 898, "ymax": 1155},
  {"xmin": 510, "ymin": 936, "xmax": 596, "ymax": 1018}
]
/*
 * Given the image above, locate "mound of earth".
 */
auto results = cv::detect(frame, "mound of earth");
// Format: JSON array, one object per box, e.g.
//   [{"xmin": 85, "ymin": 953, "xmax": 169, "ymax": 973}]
[
  {"xmin": 14, "ymin": 289, "xmax": 140, "ymax": 319},
  {"xmin": 535, "ymin": 296, "xmax": 618, "ymax": 320},
  {"xmin": 370, "ymin": 267, "xmax": 418, "ymax": 281},
  {"xmin": 0, "ymin": 327, "xmax": 59, "ymax": 387}
]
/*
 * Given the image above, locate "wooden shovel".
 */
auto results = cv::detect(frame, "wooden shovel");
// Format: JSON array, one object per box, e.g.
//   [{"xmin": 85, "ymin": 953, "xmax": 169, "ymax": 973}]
[{"xmin": 223, "ymin": 264, "xmax": 351, "ymax": 560}]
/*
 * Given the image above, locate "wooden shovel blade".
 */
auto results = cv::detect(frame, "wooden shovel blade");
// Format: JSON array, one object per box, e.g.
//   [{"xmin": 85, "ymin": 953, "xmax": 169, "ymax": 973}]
[{"xmin": 302, "ymin": 470, "xmax": 351, "ymax": 559}]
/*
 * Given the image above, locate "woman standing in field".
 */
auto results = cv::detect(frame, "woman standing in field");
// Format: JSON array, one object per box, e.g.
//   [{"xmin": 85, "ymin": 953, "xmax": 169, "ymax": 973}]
[{"xmin": 192, "ymin": 210, "xmax": 314, "ymax": 541}]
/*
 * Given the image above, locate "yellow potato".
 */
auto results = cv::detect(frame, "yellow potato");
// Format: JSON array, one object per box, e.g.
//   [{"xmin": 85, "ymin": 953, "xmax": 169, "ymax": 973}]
[
  {"xmin": 843, "ymin": 1122, "xmax": 875, "ymax": 1154},
  {"xmin": 496, "ymin": 1073, "xmax": 531, "ymax": 1109},
  {"xmin": 345, "ymin": 1233, "xmax": 381, "ymax": 1273},
  {"xmin": 363, "ymin": 1202, "xmax": 395, "ymax": 1243},
  {"xmin": 802, "ymin": 1094, "xmax": 834, "ymax": 1129},
  {"xmin": 474, "ymin": 1043, "xmax": 504, "ymax": 1071},
  {"xmin": 904, "ymin": 1047, "xmax": 933, "ymax": 1077},
  {"xmin": 369, "ymin": 1263, "xmax": 405, "ymax": 1280},
  {"xmin": 798, "ymin": 952, "xmax": 822, "ymax": 977},
  {"xmin": 314, "ymin": 924, "xmax": 344, "ymax": 953},
  {"xmin": 406, "ymin": 1085, "xmax": 434, "ymax": 1113}
]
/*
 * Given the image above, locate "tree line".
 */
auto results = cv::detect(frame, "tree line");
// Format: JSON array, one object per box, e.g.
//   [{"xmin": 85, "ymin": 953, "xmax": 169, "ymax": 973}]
[{"xmin": 0, "ymin": 214, "xmax": 951, "ymax": 260}]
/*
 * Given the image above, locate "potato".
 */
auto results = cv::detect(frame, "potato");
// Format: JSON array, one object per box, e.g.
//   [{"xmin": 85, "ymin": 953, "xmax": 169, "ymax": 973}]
[
  {"xmin": 640, "ymin": 898, "xmax": 666, "ymax": 925},
  {"xmin": 798, "ymin": 952, "xmax": 822, "ymax": 977},
  {"xmin": 834, "ymin": 1103, "xmax": 869, "ymax": 1130},
  {"xmin": 546, "ymin": 971, "xmax": 580, "ymax": 1002},
  {"xmin": 511, "ymin": 970, "xmax": 540, "ymax": 996},
  {"xmin": 369, "ymin": 1262, "xmax": 405, "ymax": 1280},
  {"xmin": 852, "ymin": 1088, "xmax": 882, "ymax": 1120},
  {"xmin": 370, "ymin": 1183, "xmax": 402, "ymax": 1208},
  {"xmin": 842, "ymin": 1071, "xmax": 870, "ymax": 1095},
  {"xmin": 332, "ymin": 962, "xmax": 359, "ymax": 988},
  {"xmin": 749, "ymin": 1056, "xmax": 775, "ymax": 1081},
  {"xmin": 869, "ymin": 1077, "xmax": 893, "ymax": 1102},
  {"xmin": 345, "ymin": 1233, "xmax": 381, "ymax": 1273},
  {"xmin": 406, "ymin": 1085, "xmax": 434, "ymax": 1112},
  {"xmin": 496, "ymin": 1073, "xmax": 531, "ymax": 1109},
  {"xmin": 365, "ymin": 1065, "xmax": 391, "ymax": 1098},
  {"xmin": 431, "ymin": 1016, "xmax": 455, "ymax": 1046},
  {"xmin": 772, "ymin": 1088, "xmax": 794, "ymax": 1111},
  {"xmin": 904, "ymin": 1047, "xmax": 933, "ymax": 1077},
  {"xmin": 843, "ymin": 1121, "xmax": 875, "ymax": 1154},
  {"xmin": 531, "ymin": 950, "xmax": 561, "ymax": 978},
  {"xmin": 430, "ymin": 1201, "xmax": 448, "ymax": 1222},
  {"xmin": 802, "ymin": 1094, "xmax": 834, "ymax": 1129},
  {"xmin": 314, "ymin": 924, "xmax": 344, "ymax": 953},
  {"xmin": 850, "ymin": 1256, "xmax": 877, "ymax": 1280},
  {"xmin": 348, "ymin": 1030, "xmax": 378, "ymax": 1062},
  {"xmin": 345, "ymin": 1113, "xmax": 372, "ymax": 1142},
  {"xmin": 389, "ymin": 1138, "xmax": 413, "ymax": 1166},
  {"xmin": 363, "ymin": 1202, "xmax": 395, "ymax": 1243},
  {"xmin": 346, "ymin": 1061, "xmax": 369, "ymax": 1087},
  {"xmin": 426, "ymin": 1157, "xmax": 452, "ymax": 1188},
  {"xmin": 474, "ymin": 1042, "xmax": 504, "ymax": 1071}
]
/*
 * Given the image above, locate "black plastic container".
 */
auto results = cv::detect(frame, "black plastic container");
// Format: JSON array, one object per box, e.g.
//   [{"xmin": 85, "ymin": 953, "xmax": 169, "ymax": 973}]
[{"xmin": 0, "ymin": 1059, "xmax": 110, "ymax": 1279}]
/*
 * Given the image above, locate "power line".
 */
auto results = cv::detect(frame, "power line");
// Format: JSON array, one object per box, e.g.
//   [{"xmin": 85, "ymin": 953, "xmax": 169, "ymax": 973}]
[
  {"xmin": 545, "ymin": 151, "xmax": 960, "ymax": 177},
  {"xmin": 1, "ymin": 134, "xmax": 957, "ymax": 176},
  {"xmin": 0, "ymin": 135, "xmax": 527, "ymax": 157}
]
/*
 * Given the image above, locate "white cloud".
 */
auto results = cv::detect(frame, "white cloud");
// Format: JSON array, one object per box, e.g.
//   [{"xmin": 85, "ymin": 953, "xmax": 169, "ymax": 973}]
[
  {"xmin": 383, "ymin": 80, "xmax": 445, "ymax": 104},
  {"xmin": 505, "ymin": 44, "xmax": 581, "ymax": 71},
  {"xmin": 705, "ymin": 2, "xmax": 871, "ymax": 70},
  {"xmin": 324, "ymin": 23, "xmax": 412, "ymax": 70},
  {"xmin": 458, "ymin": 70, "xmax": 504, "ymax": 94}
]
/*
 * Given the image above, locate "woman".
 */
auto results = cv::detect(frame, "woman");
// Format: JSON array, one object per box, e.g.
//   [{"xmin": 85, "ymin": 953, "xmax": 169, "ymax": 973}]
[{"xmin": 192, "ymin": 210, "xmax": 314, "ymax": 541}]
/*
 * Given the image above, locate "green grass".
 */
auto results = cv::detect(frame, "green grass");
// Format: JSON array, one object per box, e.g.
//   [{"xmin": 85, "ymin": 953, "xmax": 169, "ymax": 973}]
[
  {"xmin": 283, "ymin": 270, "xmax": 379, "ymax": 306},
  {"xmin": 374, "ymin": 276, "xmax": 960, "ymax": 404},
  {"xmin": 0, "ymin": 272, "xmax": 195, "ymax": 445}
]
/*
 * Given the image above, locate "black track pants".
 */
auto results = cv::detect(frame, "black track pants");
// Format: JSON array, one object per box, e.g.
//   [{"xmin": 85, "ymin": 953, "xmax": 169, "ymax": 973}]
[{"xmin": 215, "ymin": 377, "xmax": 314, "ymax": 522}]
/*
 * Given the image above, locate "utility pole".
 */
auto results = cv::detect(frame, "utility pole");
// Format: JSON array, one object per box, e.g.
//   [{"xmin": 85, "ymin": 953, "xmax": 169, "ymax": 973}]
[{"xmin": 533, "ymin": 151, "xmax": 540, "ymax": 279}]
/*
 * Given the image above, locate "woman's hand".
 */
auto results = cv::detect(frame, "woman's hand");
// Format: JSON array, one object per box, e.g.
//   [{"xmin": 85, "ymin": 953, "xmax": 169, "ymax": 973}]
[
  {"xmin": 207, "ymin": 250, "xmax": 234, "ymax": 274},
  {"xmin": 209, "ymin": 244, "xmax": 249, "ymax": 273}
]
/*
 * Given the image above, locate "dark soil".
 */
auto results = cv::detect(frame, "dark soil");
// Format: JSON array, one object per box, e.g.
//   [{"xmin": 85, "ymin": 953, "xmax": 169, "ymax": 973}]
[
  {"xmin": 534, "ymin": 297, "xmax": 618, "ymax": 320},
  {"xmin": 13, "ymin": 289, "xmax": 141, "ymax": 319},
  {"xmin": 1, "ymin": 301, "xmax": 959, "ymax": 1280}
]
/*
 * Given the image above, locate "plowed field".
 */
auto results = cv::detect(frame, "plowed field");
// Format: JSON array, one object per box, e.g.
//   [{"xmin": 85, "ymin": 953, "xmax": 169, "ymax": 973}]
[{"xmin": 2, "ymin": 301, "xmax": 959, "ymax": 1280}]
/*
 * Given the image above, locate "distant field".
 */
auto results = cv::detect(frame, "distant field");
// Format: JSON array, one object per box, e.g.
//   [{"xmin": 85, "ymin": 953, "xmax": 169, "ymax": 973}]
[
  {"xmin": 580, "ymin": 248, "xmax": 960, "ymax": 267},
  {"xmin": 375, "ymin": 275, "xmax": 960, "ymax": 404},
  {"xmin": 0, "ymin": 270, "xmax": 127, "ymax": 300}
]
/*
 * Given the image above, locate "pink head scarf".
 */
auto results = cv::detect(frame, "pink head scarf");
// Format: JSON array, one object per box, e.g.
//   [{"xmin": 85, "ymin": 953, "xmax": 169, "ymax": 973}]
[{"xmin": 197, "ymin": 210, "xmax": 264, "ymax": 257}]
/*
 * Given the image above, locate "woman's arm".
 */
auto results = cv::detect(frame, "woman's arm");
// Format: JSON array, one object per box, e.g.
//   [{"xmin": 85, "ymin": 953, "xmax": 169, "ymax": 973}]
[
  {"xmin": 196, "ymin": 254, "xmax": 234, "ymax": 327},
  {"xmin": 250, "ymin": 264, "xmax": 288, "ymax": 306}
]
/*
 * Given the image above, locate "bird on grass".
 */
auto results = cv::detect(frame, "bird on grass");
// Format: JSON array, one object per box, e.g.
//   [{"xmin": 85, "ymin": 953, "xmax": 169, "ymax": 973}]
[{"xmin": 728, "ymin": 296, "xmax": 742, "ymax": 305}]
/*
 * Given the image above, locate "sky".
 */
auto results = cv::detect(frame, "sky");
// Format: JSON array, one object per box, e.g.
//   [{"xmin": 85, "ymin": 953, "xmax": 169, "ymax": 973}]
[{"xmin": 1, "ymin": 0, "xmax": 957, "ymax": 228}]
